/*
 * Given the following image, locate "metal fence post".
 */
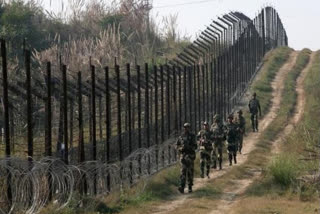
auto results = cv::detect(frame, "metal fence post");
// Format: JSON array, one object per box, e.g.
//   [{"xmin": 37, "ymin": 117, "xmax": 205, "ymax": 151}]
[{"xmin": 62, "ymin": 65, "xmax": 68, "ymax": 164}]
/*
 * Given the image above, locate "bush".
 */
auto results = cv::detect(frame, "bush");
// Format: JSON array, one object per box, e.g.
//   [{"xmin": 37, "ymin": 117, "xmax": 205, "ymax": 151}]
[{"xmin": 268, "ymin": 154, "xmax": 300, "ymax": 187}]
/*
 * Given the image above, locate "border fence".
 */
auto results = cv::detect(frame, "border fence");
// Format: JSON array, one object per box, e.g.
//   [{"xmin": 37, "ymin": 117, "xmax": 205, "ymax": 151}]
[{"xmin": 0, "ymin": 6, "xmax": 287, "ymax": 214}]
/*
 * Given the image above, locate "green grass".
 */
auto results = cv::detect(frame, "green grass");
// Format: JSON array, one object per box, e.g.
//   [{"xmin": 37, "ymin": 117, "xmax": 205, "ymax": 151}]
[
  {"xmin": 268, "ymin": 154, "xmax": 300, "ymax": 187},
  {"xmin": 245, "ymin": 49, "xmax": 313, "ymax": 197},
  {"xmin": 251, "ymin": 47, "xmax": 293, "ymax": 116}
]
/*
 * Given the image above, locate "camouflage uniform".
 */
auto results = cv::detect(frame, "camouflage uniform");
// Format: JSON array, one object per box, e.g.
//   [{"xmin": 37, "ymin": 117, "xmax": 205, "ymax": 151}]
[
  {"xmin": 197, "ymin": 124, "xmax": 213, "ymax": 178},
  {"xmin": 211, "ymin": 115, "xmax": 226, "ymax": 170},
  {"xmin": 236, "ymin": 110, "xmax": 246, "ymax": 154},
  {"xmin": 176, "ymin": 123, "xmax": 197, "ymax": 193},
  {"xmin": 248, "ymin": 93, "xmax": 261, "ymax": 132},
  {"xmin": 225, "ymin": 115, "xmax": 240, "ymax": 166}
]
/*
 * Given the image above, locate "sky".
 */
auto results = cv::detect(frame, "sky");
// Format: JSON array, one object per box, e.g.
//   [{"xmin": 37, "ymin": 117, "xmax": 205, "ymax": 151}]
[{"xmin": 43, "ymin": 0, "xmax": 320, "ymax": 51}]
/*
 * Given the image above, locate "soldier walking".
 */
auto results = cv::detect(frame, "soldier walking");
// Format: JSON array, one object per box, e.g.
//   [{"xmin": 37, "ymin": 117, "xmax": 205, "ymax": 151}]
[
  {"xmin": 248, "ymin": 92, "xmax": 261, "ymax": 132},
  {"xmin": 211, "ymin": 114, "xmax": 226, "ymax": 170},
  {"xmin": 176, "ymin": 123, "xmax": 197, "ymax": 193},
  {"xmin": 197, "ymin": 121, "xmax": 213, "ymax": 178},
  {"xmin": 225, "ymin": 114, "xmax": 239, "ymax": 166},
  {"xmin": 236, "ymin": 110, "xmax": 246, "ymax": 154}
]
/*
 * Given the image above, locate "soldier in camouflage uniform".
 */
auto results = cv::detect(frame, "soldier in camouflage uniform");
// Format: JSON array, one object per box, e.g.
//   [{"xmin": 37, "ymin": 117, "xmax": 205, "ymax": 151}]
[
  {"xmin": 248, "ymin": 92, "xmax": 261, "ymax": 132},
  {"xmin": 176, "ymin": 123, "xmax": 197, "ymax": 193},
  {"xmin": 225, "ymin": 114, "xmax": 240, "ymax": 166},
  {"xmin": 210, "ymin": 114, "xmax": 226, "ymax": 170},
  {"xmin": 236, "ymin": 110, "xmax": 246, "ymax": 154},
  {"xmin": 197, "ymin": 121, "xmax": 214, "ymax": 178}
]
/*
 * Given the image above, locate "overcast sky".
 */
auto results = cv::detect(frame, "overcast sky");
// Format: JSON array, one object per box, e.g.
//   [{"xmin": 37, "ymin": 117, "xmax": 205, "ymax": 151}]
[{"xmin": 44, "ymin": 0, "xmax": 320, "ymax": 50}]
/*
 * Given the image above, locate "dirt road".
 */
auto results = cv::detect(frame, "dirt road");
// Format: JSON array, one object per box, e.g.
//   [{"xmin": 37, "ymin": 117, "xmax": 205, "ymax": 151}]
[{"xmin": 151, "ymin": 50, "xmax": 309, "ymax": 214}]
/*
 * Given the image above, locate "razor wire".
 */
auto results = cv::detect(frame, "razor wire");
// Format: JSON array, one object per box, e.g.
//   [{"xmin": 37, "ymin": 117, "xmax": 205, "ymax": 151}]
[{"xmin": 0, "ymin": 137, "xmax": 177, "ymax": 214}]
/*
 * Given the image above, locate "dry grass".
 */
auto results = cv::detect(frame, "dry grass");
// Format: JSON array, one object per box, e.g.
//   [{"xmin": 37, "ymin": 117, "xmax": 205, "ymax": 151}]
[{"xmin": 230, "ymin": 196, "xmax": 319, "ymax": 214}]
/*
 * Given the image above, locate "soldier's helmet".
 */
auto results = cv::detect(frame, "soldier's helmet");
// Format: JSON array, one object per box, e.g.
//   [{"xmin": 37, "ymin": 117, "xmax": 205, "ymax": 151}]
[
  {"xmin": 183, "ymin": 123, "xmax": 191, "ymax": 128},
  {"xmin": 253, "ymin": 92, "xmax": 257, "ymax": 97},
  {"xmin": 227, "ymin": 114, "xmax": 234, "ymax": 120},
  {"xmin": 237, "ymin": 110, "xmax": 243, "ymax": 115},
  {"xmin": 203, "ymin": 121, "xmax": 209, "ymax": 126},
  {"xmin": 213, "ymin": 114, "xmax": 221, "ymax": 122}
]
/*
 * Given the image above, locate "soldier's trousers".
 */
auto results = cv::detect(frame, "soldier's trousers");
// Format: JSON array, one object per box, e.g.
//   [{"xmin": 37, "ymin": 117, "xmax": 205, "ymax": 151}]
[
  {"xmin": 251, "ymin": 113, "xmax": 259, "ymax": 130},
  {"xmin": 211, "ymin": 146, "xmax": 223, "ymax": 164},
  {"xmin": 227, "ymin": 144, "xmax": 237, "ymax": 164},
  {"xmin": 200, "ymin": 151, "xmax": 211, "ymax": 176},
  {"xmin": 238, "ymin": 134, "xmax": 244, "ymax": 153},
  {"xmin": 180, "ymin": 160, "xmax": 194, "ymax": 188}
]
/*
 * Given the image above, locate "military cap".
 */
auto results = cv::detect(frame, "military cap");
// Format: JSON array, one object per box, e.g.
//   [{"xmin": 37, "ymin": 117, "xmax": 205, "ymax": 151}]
[
  {"xmin": 237, "ymin": 110, "xmax": 243, "ymax": 114},
  {"xmin": 213, "ymin": 114, "xmax": 221, "ymax": 121},
  {"xmin": 183, "ymin": 123, "xmax": 191, "ymax": 128},
  {"xmin": 227, "ymin": 114, "xmax": 234, "ymax": 119}
]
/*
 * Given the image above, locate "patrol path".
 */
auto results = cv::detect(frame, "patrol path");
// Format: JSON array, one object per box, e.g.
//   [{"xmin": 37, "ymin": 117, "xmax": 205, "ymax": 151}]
[
  {"xmin": 227, "ymin": 51, "xmax": 316, "ymax": 214},
  {"xmin": 152, "ymin": 51, "xmax": 302, "ymax": 214}
]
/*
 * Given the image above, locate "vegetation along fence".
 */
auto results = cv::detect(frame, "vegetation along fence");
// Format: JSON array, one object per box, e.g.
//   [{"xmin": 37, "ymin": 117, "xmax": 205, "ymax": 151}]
[{"xmin": 0, "ymin": 6, "xmax": 287, "ymax": 214}]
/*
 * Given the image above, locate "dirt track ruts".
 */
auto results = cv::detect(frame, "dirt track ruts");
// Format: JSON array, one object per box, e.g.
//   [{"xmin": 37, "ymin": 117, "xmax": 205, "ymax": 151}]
[{"xmin": 152, "ymin": 50, "xmax": 305, "ymax": 214}]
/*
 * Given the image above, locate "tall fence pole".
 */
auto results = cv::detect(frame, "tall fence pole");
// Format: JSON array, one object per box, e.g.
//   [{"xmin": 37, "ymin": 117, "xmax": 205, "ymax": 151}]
[
  {"xmin": 91, "ymin": 65, "xmax": 97, "ymax": 194},
  {"xmin": 160, "ymin": 65, "xmax": 165, "ymax": 166},
  {"xmin": 25, "ymin": 50, "xmax": 33, "ymax": 162},
  {"xmin": 62, "ymin": 65, "xmax": 68, "ymax": 164},
  {"xmin": 166, "ymin": 65, "xmax": 171, "ymax": 163},
  {"xmin": 193, "ymin": 65, "xmax": 197, "ymax": 131},
  {"xmin": 136, "ymin": 65, "xmax": 142, "ymax": 174},
  {"xmin": 105, "ymin": 66, "xmax": 111, "ymax": 191},
  {"xmin": 45, "ymin": 61, "xmax": 52, "ymax": 201},
  {"xmin": 154, "ymin": 65, "xmax": 159, "ymax": 170},
  {"xmin": 115, "ymin": 64, "xmax": 122, "ymax": 174},
  {"xmin": 45, "ymin": 62, "xmax": 52, "ymax": 157},
  {"xmin": 178, "ymin": 67, "xmax": 182, "ymax": 129},
  {"xmin": 1, "ymin": 39, "xmax": 12, "ymax": 206},
  {"xmin": 145, "ymin": 63, "xmax": 151, "ymax": 174},
  {"xmin": 126, "ymin": 63, "xmax": 133, "ymax": 184}
]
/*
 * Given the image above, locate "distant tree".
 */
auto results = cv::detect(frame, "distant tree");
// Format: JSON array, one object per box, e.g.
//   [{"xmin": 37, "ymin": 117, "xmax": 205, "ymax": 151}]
[{"xmin": 0, "ymin": 0, "xmax": 47, "ymax": 55}]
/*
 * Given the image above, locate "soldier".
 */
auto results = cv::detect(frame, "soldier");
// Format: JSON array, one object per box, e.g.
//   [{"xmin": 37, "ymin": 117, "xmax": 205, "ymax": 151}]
[
  {"xmin": 236, "ymin": 110, "xmax": 246, "ymax": 154},
  {"xmin": 197, "ymin": 121, "xmax": 214, "ymax": 178},
  {"xmin": 176, "ymin": 123, "xmax": 197, "ymax": 193},
  {"xmin": 211, "ymin": 114, "xmax": 226, "ymax": 170},
  {"xmin": 248, "ymin": 92, "xmax": 261, "ymax": 132},
  {"xmin": 225, "ymin": 114, "xmax": 239, "ymax": 166}
]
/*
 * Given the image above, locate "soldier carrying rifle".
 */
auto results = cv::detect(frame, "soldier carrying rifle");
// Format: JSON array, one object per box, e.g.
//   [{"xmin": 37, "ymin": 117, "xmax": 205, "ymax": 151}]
[
  {"xmin": 197, "ymin": 121, "xmax": 214, "ymax": 178},
  {"xmin": 176, "ymin": 123, "xmax": 197, "ymax": 193}
]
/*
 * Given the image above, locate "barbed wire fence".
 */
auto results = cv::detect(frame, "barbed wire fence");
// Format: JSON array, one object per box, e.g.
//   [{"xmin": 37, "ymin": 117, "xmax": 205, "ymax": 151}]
[{"xmin": 0, "ymin": 6, "xmax": 287, "ymax": 214}]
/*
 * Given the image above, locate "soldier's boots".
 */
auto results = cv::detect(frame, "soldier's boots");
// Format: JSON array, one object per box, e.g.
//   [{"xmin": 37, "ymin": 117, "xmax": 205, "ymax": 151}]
[
  {"xmin": 178, "ymin": 186, "xmax": 184, "ymax": 194},
  {"xmin": 200, "ymin": 171, "xmax": 205, "ymax": 178},
  {"xmin": 206, "ymin": 165, "xmax": 210, "ymax": 178},
  {"xmin": 212, "ymin": 160, "xmax": 217, "ymax": 169},
  {"xmin": 234, "ymin": 155, "xmax": 237, "ymax": 164},
  {"xmin": 229, "ymin": 154, "xmax": 233, "ymax": 166},
  {"xmin": 188, "ymin": 186, "xmax": 193, "ymax": 193}
]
